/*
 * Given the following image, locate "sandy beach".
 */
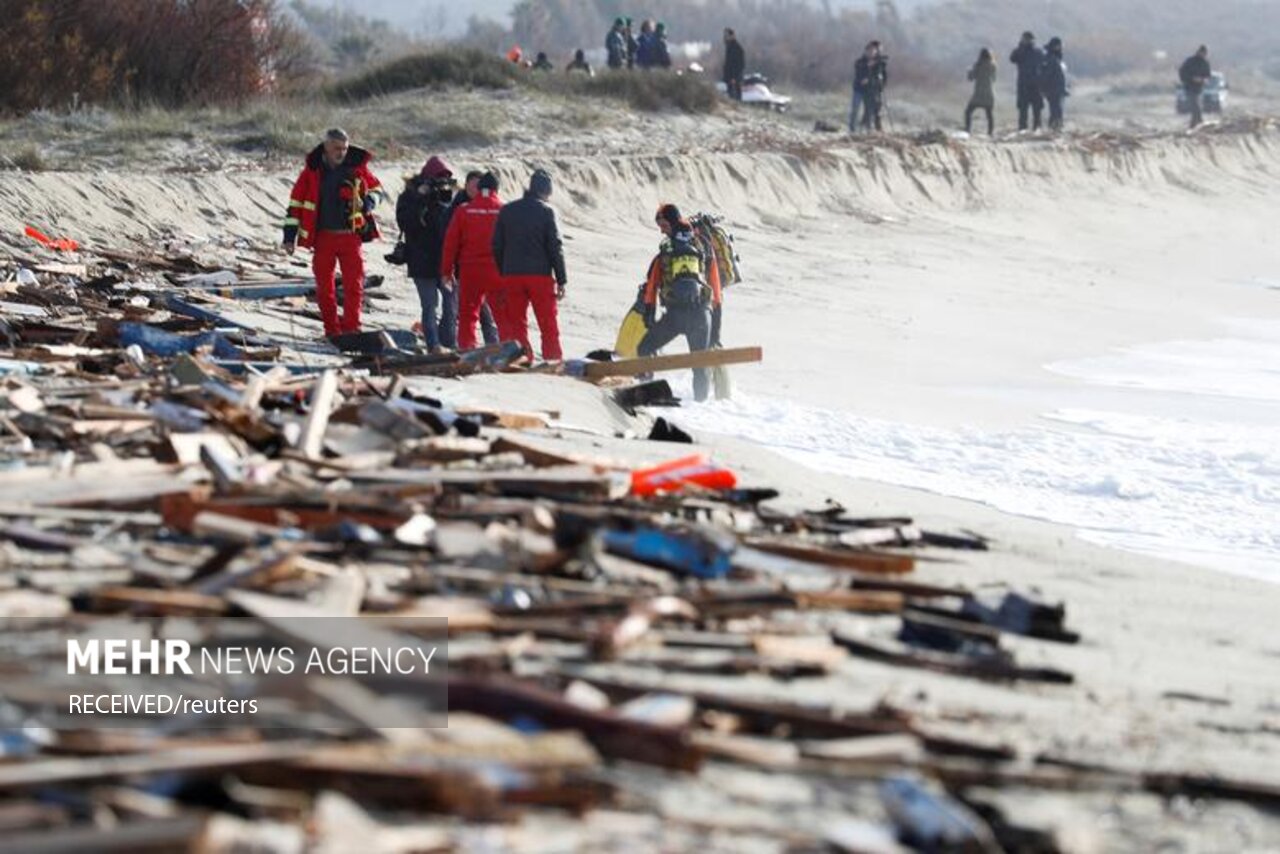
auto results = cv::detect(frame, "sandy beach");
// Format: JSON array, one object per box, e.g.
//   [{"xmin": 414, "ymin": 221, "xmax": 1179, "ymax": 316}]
[{"xmin": 3, "ymin": 106, "xmax": 1279, "ymax": 849}]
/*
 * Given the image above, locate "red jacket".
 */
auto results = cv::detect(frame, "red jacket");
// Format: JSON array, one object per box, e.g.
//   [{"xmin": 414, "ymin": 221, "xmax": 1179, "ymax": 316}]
[
  {"xmin": 441, "ymin": 191, "xmax": 504, "ymax": 285},
  {"xmin": 283, "ymin": 144, "xmax": 383, "ymax": 249}
]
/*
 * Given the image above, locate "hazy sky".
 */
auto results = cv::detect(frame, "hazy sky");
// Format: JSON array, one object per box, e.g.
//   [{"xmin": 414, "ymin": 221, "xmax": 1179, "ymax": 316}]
[{"xmin": 314, "ymin": 0, "xmax": 929, "ymax": 36}]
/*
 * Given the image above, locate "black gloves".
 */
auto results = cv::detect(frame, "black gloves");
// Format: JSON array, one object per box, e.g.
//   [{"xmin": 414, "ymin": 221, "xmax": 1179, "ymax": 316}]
[{"xmin": 710, "ymin": 305, "xmax": 723, "ymax": 347}]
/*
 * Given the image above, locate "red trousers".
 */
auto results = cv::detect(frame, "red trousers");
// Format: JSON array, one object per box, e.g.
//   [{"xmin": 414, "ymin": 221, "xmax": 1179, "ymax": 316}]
[
  {"xmin": 456, "ymin": 265, "xmax": 495, "ymax": 351},
  {"xmin": 492, "ymin": 275, "xmax": 562, "ymax": 361},
  {"xmin": 312, "ymin": 231, "xmax": 364, "ymax": 336}
]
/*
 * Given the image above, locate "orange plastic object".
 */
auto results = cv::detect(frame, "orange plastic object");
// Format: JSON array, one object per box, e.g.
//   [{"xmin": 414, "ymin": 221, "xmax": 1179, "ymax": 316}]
[
  {"xmin": 631, "ymin": 454, "xmax": 738, "ymax": 497},
  {"xmin": 25, "ymin": 225, "xmax": 79, "ymax": 251}
]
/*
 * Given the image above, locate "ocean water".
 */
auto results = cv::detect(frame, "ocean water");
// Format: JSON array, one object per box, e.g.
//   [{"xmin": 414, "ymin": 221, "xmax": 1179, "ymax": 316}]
[{"xmin": 673, "ymin": 319, "xmax": 1280, "ymax": 582}]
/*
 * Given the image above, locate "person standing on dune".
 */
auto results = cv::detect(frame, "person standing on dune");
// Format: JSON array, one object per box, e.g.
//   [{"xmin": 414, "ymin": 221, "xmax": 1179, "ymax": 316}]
[
  {"xmin": 1041, "ymin": 37, "xmax": 1068, "ymax": 132},
  {"xmin": 653, "ymin": 22, "xmax": 673, "ymax": 69},
  {"xmin": 638, "ymin": 204, "xmax": 723, "ymax": 402},
  {"xmin": 282, "ymin": 128, "xmax": 384, "ymax": 338},
  {"xmin": 965, "ymin": 48, "xmax": 997, "ymax": 135},
  {"xmin": 606, "ymin": 18, "xmax": 627, "ymax": 70},
  {"xmin": 1180, "ymin": 45, "xmax": 1212, "ymax": 129},
  {"xmin": 852, "ymin": 41, "xmax": 888, "ymax": 133},
  {"xmin": 1010, "ymin": 31, "xmax": 1045, "ymax": 132},
  {"xmin": 723, "ymin": 28, "xmax": 745, "ymax": 100}
]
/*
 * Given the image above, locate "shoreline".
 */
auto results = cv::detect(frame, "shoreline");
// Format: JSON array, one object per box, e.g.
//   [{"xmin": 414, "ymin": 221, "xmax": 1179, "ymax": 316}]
[{"xmin": 676, "ymin": 391, "xmax": 1280, "ymax": 586}]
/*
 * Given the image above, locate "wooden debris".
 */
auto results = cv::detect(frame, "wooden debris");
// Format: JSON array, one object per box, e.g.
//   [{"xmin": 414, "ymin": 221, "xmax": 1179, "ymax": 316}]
[
  {"xmin": 583, "ymin": 346, "xmax": 764, "ymax": 379},
  {"xmin": 0, "ymin": 242, "xmax": 1248, "ymax": 850}
]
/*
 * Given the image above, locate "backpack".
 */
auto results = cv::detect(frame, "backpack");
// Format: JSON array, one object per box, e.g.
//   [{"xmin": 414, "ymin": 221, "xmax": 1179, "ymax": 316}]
[
  {"xmin": 660, "ymin": 232, "xmax": 709, "ymax": 305},
  {"xmin": 689, "ymin": 213, "xmax": 742, "ymax": 289}
]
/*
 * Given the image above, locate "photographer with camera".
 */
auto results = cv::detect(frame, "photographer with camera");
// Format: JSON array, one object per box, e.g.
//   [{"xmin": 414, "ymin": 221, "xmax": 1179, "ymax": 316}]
[{"xmin": 396, "ymin": 156, "xmax": 458, "ymax": 350}]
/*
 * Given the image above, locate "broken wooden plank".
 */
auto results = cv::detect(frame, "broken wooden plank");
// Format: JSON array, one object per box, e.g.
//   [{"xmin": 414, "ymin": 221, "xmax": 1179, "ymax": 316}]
[
  {"xmin": 297, "ymin": 369, "xmax": 339, "ymax": 459},
  {"xmin": 0, "ymin": 742, "xmax": 315, "ymax": 791},
  {"xmin": 91, "ymin": 586, "xmax": 230, "ymax": 616},
  {"xmin": 746, "ymin": 538, "xmax": 915, "ymax": 575},
  {"xmin": 583, "ymin": 346, "xmax": 763, "ymax": 379}
]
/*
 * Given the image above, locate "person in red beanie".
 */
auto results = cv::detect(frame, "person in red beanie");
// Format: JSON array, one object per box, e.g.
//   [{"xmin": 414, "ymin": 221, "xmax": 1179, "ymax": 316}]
[
  {"xmin": 490, "ymin": 169, "xmax": 566, "ymax": 361},
  {"xmin": 397, "ymin": 154, "xmax": 457, "ymax": 349},
  {"xmin": 441, "ymin": 172, "xmax": 504, "ymax": 350},
  {"xmin": 282, "ymin": 128, "xmax": 384, "ymax": 338}
]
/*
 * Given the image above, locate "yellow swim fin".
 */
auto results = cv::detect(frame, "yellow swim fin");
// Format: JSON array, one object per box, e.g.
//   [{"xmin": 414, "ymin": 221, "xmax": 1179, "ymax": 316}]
[{"xmin": 614, "ymin": 307, "xmax": 648, "ymax": 358}]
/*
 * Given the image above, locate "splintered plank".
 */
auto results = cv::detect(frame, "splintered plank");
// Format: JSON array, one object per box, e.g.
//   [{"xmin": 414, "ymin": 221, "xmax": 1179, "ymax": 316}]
[
  {"xmin": 0, "ymin": 742, "xmax": 315, "ymax": 791},
  {"xmin": 0, "ymin": 461, "xmax": 204, "ymax": 507},
  {"xmin": 348, "ymin": 466, "xmax": 626, "ymax": 501},
  {"xmin": 745, "ymin": 538, "xmax": 915, "ymax": 574},
  {"xmin": 0, "ymin": 816, "xmax": 209, "ymax": 853},
  {"xmin": 297, "ymin": 369, "xmax": 339, "ymax": 459},
  {"xmin": 91, "ymin": 586, "xmax": 230, "ymax": 616},
  {"xmin": 583, "ymin": 346, "xmax": 763, "ymax": 379},
  {"xmin": 446, "ymin": 674, "xmax": 703, "ymax": 772},
  {"xmin": 832, "ymin": 631, "xmax": 1074, "ymax": 685}
]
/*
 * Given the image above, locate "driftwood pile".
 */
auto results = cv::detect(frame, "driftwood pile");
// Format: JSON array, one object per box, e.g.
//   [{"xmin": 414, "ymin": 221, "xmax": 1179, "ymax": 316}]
[{"xmin": 0, "ymin": 241, "xmax": 1275, "ymax": 852}]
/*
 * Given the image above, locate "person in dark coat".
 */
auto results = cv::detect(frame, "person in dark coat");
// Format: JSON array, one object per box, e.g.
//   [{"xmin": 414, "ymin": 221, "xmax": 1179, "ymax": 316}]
[
  {"xmin": 723, "ymin": 29, "xmax": 745, "ymax": 100},
  {"xmin": 396, "ymin": 156, "xmax": 457, "ymax": 349},
  {"xmin": 1041, "ymin": 37, "xmax": 1068, "ymax": 131},
  {"xmin": 491, "ymin": 170, "xmax": 567, "ymax": 361},
  {"xmin": 965, "ymin": 48, "xmax": 997, "ymax": 135},
  {"xmin": 652, "ymin": 22, "xmax": 672, "ymax": 69},
  {"xmin": 1010, "ymin": 31, "xmax": 1045, "ymax": 131},
  {"xmin": 606, "ymin": 18, "xmax": 627, "ymax": 70},
  {"xmin": 636, "ymin": 20, "xmax": 655, "ymax": 69},
  {"xmin": 1179, "ymin": 45, "xmax": 1212, "ymax": 129},
  {"xmin": 852, "ymin": 41, "xmax": 888, "ymax": 132}
]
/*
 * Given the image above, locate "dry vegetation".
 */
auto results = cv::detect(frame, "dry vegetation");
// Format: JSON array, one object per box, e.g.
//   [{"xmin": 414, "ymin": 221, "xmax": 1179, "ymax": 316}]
[{"xmin": 0, "ymin": 0, "xmax": 310, "ymax": 114}]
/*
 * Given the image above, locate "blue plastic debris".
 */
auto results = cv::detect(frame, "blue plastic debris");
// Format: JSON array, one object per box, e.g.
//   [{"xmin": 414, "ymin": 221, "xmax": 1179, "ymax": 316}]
[
  {"xmin": 601, "ymin": 526, "xmax": 735, "ymax": 580},
  {"xmin": 118, "ymin": 322, "xmax": 246, "ymax": 359},
  {"xmin": 879, "ymin": 773, "xmax": 999, "ymax": 851}
]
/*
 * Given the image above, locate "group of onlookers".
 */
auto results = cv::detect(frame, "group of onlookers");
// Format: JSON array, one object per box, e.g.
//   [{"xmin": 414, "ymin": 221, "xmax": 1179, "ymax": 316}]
[{"xmin": 606, "ymin": 17, "xmax": 673, "ymax": 71}]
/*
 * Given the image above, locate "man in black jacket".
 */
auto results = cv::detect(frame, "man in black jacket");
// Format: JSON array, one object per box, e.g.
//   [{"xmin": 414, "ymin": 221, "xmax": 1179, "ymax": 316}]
[
  {"xmin": 491, "ymin": 169, "xmax": 567, "ymax": 361},
  {"xmin": 1041, "ymin": 37, "xmax": 1068, "ymax": 131},
  {"xmin": 396, "ymin": 156, "xmax": 456, "ymax": 349},
  {"xmin": 852, "ymin": 41, "xmax": 888, "ymax": 132},
  {"xmin": 723, "ymin": 29, "xmax": 745, "ymax": 101},
  {"xmin": 1010, "ymin": 31, "xmax": 1045, "ymax": 131},
  {"xmin": 1179, "ymin": 45, "xmax": 1212, "ymax": 129}
]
